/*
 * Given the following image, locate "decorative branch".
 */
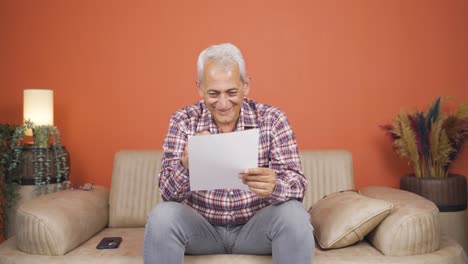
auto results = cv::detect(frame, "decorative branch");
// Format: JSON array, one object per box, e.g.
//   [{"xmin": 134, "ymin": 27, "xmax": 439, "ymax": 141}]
[{"xmin": 381, "ymin": 97, "xmax": 467, "ymax": 178}]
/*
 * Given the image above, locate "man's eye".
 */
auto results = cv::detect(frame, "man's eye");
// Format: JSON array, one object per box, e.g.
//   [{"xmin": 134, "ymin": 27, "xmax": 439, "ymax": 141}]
[
  {"xmin": 228, "ymin": 91, "xmax": 238, "ymax": 96},
  {"xmin": 208, "ymin": 92, "xmax": 219, "ymax": 97}
]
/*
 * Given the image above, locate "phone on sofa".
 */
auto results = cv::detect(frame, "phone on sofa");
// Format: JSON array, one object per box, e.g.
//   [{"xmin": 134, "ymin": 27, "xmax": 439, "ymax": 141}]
[{"xmin": 96, "ymin": 237, "xmax": 122, "ymax": 249}]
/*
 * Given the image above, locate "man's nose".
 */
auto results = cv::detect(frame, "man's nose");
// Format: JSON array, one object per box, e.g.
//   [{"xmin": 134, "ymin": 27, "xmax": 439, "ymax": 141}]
[{"xmin": 217, "ymin": 93, "xmax": 230, "ymax": 109}]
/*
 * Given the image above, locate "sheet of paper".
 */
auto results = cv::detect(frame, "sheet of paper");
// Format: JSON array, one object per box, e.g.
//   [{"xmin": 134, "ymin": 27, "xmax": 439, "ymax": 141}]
[{"xmin": 188, "ymin": 129, "xmax": 259, "ymax": 191}]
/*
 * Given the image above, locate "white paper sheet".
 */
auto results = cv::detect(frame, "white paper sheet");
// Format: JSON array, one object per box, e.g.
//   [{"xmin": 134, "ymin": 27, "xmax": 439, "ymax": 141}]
[{"xmin": 188, "ymin": 129, "xmax": 259, "ymax": 191}]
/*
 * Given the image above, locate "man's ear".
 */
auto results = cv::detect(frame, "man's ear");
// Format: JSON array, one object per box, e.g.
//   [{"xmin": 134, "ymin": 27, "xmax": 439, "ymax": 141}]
[
  {"xmin": 196, "ymin": 80, "xmax": 203, "ymax": 97},
  {"xmin": 243, "ymin": 76, "xmax": 251, "ymax": 96}
]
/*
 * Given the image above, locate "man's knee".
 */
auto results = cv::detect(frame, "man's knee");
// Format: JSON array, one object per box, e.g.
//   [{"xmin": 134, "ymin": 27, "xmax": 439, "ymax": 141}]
[
  {"xmin": 271, "ymin": 200, "xmax": 312, "ymax": 231},
  {"xmin": 147, "ymin": 201, "xmax": 186, "ymax": 230}
]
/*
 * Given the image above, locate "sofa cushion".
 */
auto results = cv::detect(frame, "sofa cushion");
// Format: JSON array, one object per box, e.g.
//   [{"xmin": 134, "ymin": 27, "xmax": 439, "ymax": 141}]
[
  {"xmin": 15, "ymin": 186, "xmax": 109, "ymax": 256},
  {"xmin": 309, "ymin": 190, "xmax": 393, "ymax": 249},
  {"xmin": 360, "ymin": 186, "xmax": 441, "ymax": 256}
]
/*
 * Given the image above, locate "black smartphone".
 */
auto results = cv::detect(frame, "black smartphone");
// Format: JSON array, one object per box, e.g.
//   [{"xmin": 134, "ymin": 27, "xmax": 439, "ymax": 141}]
[{"xmin": 96, "ymin": 237, "xmax": 122, "ymax": 249}]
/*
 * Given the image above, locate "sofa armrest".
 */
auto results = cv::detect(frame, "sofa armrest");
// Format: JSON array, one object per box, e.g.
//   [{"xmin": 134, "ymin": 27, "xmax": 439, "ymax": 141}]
[
  {"xmin": 15, "ymin": 185, "xmax": 109, "ymax": 256},
  {"xmin": 360, "ymin": 186, "xmax": 440, "ymax": 256}
]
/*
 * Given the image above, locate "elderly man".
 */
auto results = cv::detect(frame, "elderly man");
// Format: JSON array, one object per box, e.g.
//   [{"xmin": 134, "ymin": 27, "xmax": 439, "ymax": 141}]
[{"xmin": 144, "ymin": 43, "xmax": 314, "ymax": 264}]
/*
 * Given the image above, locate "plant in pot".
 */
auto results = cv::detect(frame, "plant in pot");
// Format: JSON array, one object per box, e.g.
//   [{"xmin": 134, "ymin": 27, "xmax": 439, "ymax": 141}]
[
  {"xmin": 0, "ymin": 121, "xmax": 70, "ymax": 238},
  {"xmin": 381, "ymin": 97, "xmax": 468, "ymax": 212},
  {"xmin": 0, "ymin": 124, "xmax": 26, "ymax": 239},
  {"xmin": 28, "ymin": 124, "xmax": 70, "ymax": 195}
]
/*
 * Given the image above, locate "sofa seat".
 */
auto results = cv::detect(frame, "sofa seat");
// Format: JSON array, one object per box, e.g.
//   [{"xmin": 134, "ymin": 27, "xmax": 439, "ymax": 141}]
[{"xmin": 0, "ymin": 228, "xmax": 466, "ymax": 264}]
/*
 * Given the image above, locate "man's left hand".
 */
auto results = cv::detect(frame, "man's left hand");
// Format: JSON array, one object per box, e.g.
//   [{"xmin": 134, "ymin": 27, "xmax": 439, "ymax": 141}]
[{"xmin": 239, "ymin": 168, "xmax": 276, "ymax": 198}]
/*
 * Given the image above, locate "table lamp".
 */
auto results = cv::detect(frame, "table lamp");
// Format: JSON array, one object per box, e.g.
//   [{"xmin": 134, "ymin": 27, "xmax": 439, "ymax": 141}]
[
  {"xmin": 23, "ymin": 89, "xmax": 54, "ymax": 137},
  {"xmin": 20, "ymin": 88, "xmax": 69, "ymax": 186}
]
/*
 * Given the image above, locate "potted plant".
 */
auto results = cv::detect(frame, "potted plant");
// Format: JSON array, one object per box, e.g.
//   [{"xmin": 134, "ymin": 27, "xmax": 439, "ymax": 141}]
[
  {"xmin": 381, "ymin": 97, "xmax": 468, "ymax": 211},
  {"xmin": 27, "ymin": 124, "xmax": 70, "ymax": 195},
  {"xmin": 0, "ymin": 124, "xmax": 25, "ymax": 239},
  {"xmin": 0, "ymin": 121, "xmax": 70, "ymax": 238}
]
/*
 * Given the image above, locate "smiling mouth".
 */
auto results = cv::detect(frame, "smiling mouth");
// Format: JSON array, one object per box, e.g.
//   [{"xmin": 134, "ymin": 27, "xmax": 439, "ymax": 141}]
[{"xmin": 216, "ymin": 108, "xmax": 232, "ymax": 114}]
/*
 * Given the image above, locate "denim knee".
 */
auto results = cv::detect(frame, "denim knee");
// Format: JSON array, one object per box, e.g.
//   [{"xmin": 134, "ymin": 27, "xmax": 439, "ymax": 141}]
[
  {"xmin": 271, "ymin": 200, "xmax": 313, "ymax": 232},
  {"xmin": 146, "ymin": 201, "xmax": 184, "ymax": 232}
]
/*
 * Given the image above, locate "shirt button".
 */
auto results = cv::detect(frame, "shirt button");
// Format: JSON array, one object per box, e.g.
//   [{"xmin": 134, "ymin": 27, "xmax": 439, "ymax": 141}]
[
  {"xmin": 174, "ymin": 191, "xmax": 177, "ymax": 195},
  {"xmin": 229, "ymin": 191, "xmax": 234, "ymax": 196}
]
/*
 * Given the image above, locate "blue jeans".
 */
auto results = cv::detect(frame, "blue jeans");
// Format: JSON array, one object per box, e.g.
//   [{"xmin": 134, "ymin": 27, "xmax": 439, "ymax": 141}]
[{"xmin": 143, "ymin": 200, "xmax": 314, "ymax": 264}]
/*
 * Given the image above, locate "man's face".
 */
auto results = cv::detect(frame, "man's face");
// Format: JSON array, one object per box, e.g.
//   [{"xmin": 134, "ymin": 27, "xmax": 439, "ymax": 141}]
[{"xmin": 198, "ymin": 61, "xmax": 249, "ymax": 132}]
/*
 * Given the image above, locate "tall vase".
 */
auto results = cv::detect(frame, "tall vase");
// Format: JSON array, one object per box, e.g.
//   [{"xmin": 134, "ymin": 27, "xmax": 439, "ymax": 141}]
[{"xmin": 400, "ymin": 174, "xmax": 467, "ymax": 212}]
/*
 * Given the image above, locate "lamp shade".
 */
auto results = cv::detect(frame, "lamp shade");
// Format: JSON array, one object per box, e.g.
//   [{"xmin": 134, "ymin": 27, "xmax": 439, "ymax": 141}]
[{"xmin": 23, "ymin": 89, "xmax": 54, "ymax": 135}]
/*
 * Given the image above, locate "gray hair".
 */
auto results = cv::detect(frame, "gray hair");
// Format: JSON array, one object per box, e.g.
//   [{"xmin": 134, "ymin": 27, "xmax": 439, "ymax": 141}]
[{"xmin": 197, "ymin": 43, "xmax": 246, "ymax": 84}]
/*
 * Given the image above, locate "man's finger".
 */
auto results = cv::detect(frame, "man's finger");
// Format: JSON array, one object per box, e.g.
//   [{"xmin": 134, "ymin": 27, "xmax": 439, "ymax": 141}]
[
  {"xmin": 244, "ymin": 167, "xmax": 271, "ymax": 175},
  {"xmin": 196, "ymin": 131, "xmax": 211, "ymax": 136},
  {"xmin": 240, "ymin": 174, "xmax": 272, "ymax": 182}
]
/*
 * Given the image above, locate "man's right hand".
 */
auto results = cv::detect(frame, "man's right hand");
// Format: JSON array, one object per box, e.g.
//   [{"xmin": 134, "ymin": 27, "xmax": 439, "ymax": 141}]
[{"xmin": 181, "ymin": 131, "xmax": 211, "ymax": 169}]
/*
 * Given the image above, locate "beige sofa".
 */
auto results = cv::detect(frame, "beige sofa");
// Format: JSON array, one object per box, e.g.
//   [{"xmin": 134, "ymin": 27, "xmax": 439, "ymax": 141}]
[{"xmin": 0, "ymin": 150, "xmax": 466, "ymax": 264}]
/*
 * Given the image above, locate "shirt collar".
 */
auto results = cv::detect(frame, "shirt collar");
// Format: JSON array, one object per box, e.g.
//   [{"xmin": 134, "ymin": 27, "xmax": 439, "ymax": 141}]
[
  {"xmin": 196, "ymin": 101, "xmax": 218, "ymax": 134},
  {"xmin": 236, "ymin": 98, "xmax": 259, "ymax": 131}
]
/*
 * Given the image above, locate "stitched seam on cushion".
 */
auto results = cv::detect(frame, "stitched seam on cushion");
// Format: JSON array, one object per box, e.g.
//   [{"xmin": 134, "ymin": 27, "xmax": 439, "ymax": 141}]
[
  {"xmin": 17, "ymin": 207, "xmax": 58, "ymax": 255},
  {"xmin": 328, "ymin": 207, "xmax": 391, "ymax": 247},
  {"xmin": 389, "ymin": 207, "xmax": 438, "ymax": 254}
]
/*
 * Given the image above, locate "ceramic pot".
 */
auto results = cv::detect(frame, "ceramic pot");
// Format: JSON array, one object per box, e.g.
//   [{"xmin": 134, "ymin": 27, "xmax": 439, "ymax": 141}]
[{"xmin": 400, "ymin": 174, "xmax": 467, "ymax": 212}]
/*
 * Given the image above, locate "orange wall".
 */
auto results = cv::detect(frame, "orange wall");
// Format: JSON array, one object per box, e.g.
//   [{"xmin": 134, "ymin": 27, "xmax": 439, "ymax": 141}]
[{"xmin": 1, "ymin": 0, "xmax": 467, "ymax": 190}]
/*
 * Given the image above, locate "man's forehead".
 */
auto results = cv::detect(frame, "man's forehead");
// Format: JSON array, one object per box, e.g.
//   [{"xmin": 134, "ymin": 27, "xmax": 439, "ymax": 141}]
[
  {"xmin": 205, "ymin": 87, "xmax": 239, "ymax": 92},
  {"xmin": 206, "ymin": 67, "xmax": 235, "ymax": 79},
  {"xmin": 201, "ymin": 62, "xmax": 243, "ymax": 90},
  {"xmin": 205, "ymin": 58, "xmax": 239, "ymax": 69},
  {"xmin": 205, "ymin": 65, "xmax": 237, "ymax": 77},
  {"xmin": 201, "ymin": 77, "xmax": 242, "ymax": 92}
]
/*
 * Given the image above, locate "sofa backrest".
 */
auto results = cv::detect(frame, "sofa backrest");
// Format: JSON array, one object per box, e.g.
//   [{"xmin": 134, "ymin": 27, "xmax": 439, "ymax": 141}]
[
  {"xmin": 300, "ymin": 150, "xmax": 354, "ymax": 210},
  {"xmin": 108, "ymin": 150, "xmax": 354, "ymax": 227}
]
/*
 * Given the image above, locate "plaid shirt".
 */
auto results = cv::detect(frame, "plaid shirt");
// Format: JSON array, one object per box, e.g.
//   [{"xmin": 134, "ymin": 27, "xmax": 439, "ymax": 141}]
[{"xmin": 159, "ymin": 98, "xmax": 306, "ymax": 225}]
